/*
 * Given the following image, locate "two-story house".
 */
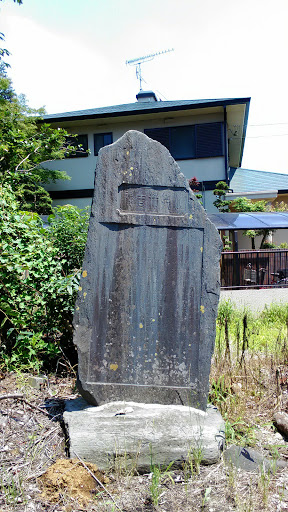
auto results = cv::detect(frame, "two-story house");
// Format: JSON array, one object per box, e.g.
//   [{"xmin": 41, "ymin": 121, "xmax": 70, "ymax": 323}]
[{"xmin": 43, "ymin": 91, "xmax": 250, "ymax": 212}]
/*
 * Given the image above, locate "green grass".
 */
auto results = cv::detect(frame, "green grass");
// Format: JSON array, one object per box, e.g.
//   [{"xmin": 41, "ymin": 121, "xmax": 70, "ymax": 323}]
[{"xmin": 211, "ymin": 300, "xmax": 288, "ymax": 447}]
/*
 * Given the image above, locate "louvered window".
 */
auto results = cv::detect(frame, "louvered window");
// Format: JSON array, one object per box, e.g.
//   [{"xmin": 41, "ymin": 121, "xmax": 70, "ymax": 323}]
[
  {"xmin": 195, "ymin": 123, "xmax": 224, "ymax": 158},
  {"xmin": 94, "ymin": 132, "xmax": 113, "ymax": 155},
  {"xmin": 144, "ymin": 127, "xmax": 170, "ymax": 150},
  {"xmin": 144, "ymin": 122, "xmax": 224, "ymax": 160}
]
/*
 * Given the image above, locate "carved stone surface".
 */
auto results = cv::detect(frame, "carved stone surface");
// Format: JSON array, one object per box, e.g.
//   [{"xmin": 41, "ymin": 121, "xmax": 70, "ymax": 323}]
[{"xmin": 73, "ymin": 130, "xmax": 222, "ymax": 409}]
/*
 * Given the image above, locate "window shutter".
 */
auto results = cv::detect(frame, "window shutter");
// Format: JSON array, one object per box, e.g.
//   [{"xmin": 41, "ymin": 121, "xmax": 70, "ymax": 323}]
[
  {"xmin": 195, "ymin": 123, "xmax": 224, "ymax": 158},
  {"xmin": 144, "ymin": 128, "xmax": 170, "ymax": 150},
  {"xmin": 170, "ymin": 126, "xmax": 195, "ymax": 159},
  {"xmin": 94, "ymin": 133, "xmax": 113, "ymax": 155}
]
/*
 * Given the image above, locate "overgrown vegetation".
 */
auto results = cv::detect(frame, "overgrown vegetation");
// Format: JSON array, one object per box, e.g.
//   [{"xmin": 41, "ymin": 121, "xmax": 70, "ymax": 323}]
[
  {"xmin": 210, "ymin": 300, "xmax": 288, "ymax": 447},
  {"xmin": 0, "ymin": 186, "xmax": 89, "ymax": 372},
  {"xmin": 47, "ymin": 204, "xmax": 90, "ymax": 274},
  {"xmin": 1, "ymin": 297, "xmax": 288, "ymax": 510},
  {"xmin": 0, "ymin": 31, "xmax": 91, "ymax": 371},
  {"xmin": 0, "ymin": 312, "xmax": 287, "ymax": 512}
]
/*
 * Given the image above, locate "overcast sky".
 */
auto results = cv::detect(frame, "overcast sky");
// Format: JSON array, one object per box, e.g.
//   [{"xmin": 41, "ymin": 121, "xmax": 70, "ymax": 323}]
[{"xmin": 1, "ymin": 0, "xmax": 288, "ymax": 173}]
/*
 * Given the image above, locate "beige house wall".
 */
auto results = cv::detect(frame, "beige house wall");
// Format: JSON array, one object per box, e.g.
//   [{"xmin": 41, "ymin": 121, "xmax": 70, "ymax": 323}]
[{"xmin": 45, "ymin": 111, "xmax": 226, "ymax": 211}]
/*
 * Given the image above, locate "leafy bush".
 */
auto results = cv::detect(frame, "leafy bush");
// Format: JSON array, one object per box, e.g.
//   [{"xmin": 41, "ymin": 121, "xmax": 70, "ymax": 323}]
[
  {"xmin": 0, "ymin": 185, "xmax": 80, "ymax": 371},
  {"xmin": 47, "ymin": 204, "xmax": 89, "ymax": 273}
]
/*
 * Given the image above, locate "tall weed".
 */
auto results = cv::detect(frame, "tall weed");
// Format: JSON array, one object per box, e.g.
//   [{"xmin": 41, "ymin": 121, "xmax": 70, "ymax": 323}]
[{"xmin": 211, "ymin": 300, "xmax": 288, "ymax": 444}]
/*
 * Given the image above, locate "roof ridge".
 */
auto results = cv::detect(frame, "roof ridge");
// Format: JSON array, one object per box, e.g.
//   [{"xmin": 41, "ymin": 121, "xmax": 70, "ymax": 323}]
[
  {"xmin": 239, "ymin": 168, "xmax": 288, "ymax": 177},
  {"xmin": 43, "ymin": 97, "xmax": 250, "ymax": 119}
]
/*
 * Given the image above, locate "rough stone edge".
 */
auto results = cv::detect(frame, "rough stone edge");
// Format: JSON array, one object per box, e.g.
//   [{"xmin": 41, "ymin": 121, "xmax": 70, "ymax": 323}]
[
  {"xmin": 73, "ymin": 130, "xmax": 222, "ymax": 409},
  {"xmin": 63, "ymin": 399, "xmax": 225, "ymax": 471}
]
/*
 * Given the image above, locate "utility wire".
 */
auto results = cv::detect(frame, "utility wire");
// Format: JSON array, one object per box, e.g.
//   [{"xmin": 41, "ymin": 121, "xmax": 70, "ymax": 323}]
[
  {"xmin": 137, "ymin": 75, "xmax": 168, "ymax": 101},
  {"xmin": 230, "ymin": 133, "xmax": 288, "ymax": 140},
  {"xmin": 248, "ymin": 122, "xmax": 288, "ymax": 127}
]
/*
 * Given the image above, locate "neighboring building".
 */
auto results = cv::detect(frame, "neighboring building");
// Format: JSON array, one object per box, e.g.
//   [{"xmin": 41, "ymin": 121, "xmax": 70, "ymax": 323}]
[
  {"xmin": 227, "ymin": 168, "xmax": 288, "ymax": 206},
  {"xmin": 43, "ymin": 91, "xmax": 250, "ymax": 212},
  {"xmin": 222, "ymin": 168, "xmax": 288, "ymax": 249}
]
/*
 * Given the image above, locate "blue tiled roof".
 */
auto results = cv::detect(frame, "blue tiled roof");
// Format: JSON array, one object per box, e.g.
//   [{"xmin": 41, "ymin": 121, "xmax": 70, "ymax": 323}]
[
  {"xmin": 230, "ymin": 168, "xmax": 288, "ymax": 193},
  {"xmin": 43, "ymin": 97, "xmax": 250, "ymax": 122}
]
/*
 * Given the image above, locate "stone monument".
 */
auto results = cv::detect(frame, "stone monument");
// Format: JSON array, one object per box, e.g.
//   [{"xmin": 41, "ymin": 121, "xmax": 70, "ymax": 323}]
[{"xmin": 73, "ymin": 130, "xmax": 222, "ymax": 411}]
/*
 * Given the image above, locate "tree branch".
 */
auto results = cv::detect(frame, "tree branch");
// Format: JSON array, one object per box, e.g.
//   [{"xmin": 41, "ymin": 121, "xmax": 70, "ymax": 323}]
[
  {"xmin": 15, "ymin": 146, "xmax": 40, "ymax": 172},
  {"xmin": 0, "ymin": 394, "xmax": 50, "ymax": 416}
]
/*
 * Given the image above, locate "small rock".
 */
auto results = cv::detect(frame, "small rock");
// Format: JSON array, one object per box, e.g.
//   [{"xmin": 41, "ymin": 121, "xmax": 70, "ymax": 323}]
[
  {"xmin": 0, "ymin": 416, "xmax": 7, "ymax": 428},
  {"xmin": 28, "ymin": 376, "xmax": 48, "ymax": 391},
  {"xmin": 273, "ymin": 411, "xmax": 288, "ymax": 438},
  {"xmin": 223, "ymin": 445, "xmax": 287, "ymax": 473}
]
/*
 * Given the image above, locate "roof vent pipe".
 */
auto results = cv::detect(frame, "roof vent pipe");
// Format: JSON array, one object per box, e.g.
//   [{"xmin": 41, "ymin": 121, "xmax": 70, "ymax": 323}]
[{"xmin": 136, "ymin": 90, "xmax": 158, "ymax": 102}]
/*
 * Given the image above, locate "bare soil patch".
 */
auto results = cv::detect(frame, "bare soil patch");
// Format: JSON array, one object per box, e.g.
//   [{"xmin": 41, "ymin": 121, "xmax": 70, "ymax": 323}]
[{"xmin": 39, "ymin": 458, "xmax": 109, "ymax": 505}]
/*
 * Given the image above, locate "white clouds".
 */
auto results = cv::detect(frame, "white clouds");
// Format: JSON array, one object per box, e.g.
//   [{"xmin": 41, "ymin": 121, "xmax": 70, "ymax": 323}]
[
  {"xmin": 2, "ymin": 12, "xmax": 113, "ymax": 112},
  {"xmin": 1, "ymin": 0, "xmax": 288, "ymax": 171}
]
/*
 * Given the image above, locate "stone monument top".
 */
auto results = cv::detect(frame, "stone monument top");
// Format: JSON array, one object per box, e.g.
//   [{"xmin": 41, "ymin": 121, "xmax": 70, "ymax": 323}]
[{"xmin": 73, "ymin": 130, "xmax": 222, "ymax": 410}]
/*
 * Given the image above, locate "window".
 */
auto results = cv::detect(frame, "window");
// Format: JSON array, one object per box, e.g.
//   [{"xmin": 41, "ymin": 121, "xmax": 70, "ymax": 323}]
[
  {"xmin": 144, "ymin": 122, "xmax": 224, "ymax": 160},
  {"xmin": 64, "ymin": 134, "xmax": 89, "ymax": 158},
  {"xmin": 170, "ymin": 126, "xmax": 195, "ymax": 159},
  {"xmin": 195, "ymin": 123, "xmax": 224, "ymax": 158},
  {"xmin": 94, "ymin": 132, "xmax": 113, "ymax": 156}
]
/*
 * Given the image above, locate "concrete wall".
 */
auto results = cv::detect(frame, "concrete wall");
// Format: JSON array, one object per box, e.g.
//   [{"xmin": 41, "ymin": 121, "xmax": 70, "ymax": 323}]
[
  {"xmin": 220, "ymin": 288, "xmax": 288, "ymax": 312},
  {"xmin": 272, "ymin": 229, "xmax": 288, "ymax": 246},
  {"xmin": 233, "ymin": 229, "xmax": 288, "ymax": 250}
]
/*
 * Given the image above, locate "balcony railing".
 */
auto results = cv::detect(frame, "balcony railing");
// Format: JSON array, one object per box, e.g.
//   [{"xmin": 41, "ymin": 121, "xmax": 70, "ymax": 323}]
[{"xmin": 221, "ymin": 249, "xmax": 288, "ymax": 289}]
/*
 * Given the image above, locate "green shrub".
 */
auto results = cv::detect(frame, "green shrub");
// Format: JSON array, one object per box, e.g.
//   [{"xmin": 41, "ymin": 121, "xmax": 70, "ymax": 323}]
[
  {"xmin": 47, "ymin": 204, "xmax": 89, "ymax": 273},
  {"xmin": 0, "ymin": 185, "xmax": 80, "ymax": 371}
]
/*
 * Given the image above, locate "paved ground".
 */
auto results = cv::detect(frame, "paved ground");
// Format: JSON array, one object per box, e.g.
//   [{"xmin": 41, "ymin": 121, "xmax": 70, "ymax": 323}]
[{"xmin": 220, "ymin": 287, "xmax": 288, "ymax": 312}]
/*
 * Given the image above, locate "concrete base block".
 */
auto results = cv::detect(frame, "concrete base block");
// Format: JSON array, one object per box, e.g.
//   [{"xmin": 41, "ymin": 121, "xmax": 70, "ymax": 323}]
[{"xmin": 64, "ymin": 399, "xmax": 225, "ymax": 472}]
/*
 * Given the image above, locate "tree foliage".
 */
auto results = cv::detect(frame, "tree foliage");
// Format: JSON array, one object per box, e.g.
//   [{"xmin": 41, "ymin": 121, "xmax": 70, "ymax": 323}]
[
  {"xmin": 213, "ymin": 181, "xmax": 231, "ymax": 212},
  {"xmin": 231, "ymin": 197, "xmax": 267, "ymax": 213},
  {"xmin": 0, "ymin": 71, "xmax": 76, "ymax": 213},
  {"xmin": 231, "ymin": 197, "xmax": 271, "ymax": 249},
  {"xmin": 1, "ymin": 1, "xmax": 23, "ymax": 69},
  {"xmin": 0, "ymin": 33, "xmax": 10, "ymax": 69},
  {"xmin": 0, "ymin": 0, "xmax": 90, "ymax": 371}
]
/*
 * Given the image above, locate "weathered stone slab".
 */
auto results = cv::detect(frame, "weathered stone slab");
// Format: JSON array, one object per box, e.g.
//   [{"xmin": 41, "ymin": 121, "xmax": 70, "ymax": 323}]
[
  {"xmin": 73, "ymin": 130, "xmax": 222, "ymax": 409},
  {"xmin": 64, "ymin": 398, "xmax": 225, "ymax": 472}
]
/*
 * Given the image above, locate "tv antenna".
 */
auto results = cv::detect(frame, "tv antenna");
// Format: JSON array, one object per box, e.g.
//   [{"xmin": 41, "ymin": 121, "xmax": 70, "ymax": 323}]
[{"xmin": 126, "ymin": 48, "xmax": 174, "ymax": 91}]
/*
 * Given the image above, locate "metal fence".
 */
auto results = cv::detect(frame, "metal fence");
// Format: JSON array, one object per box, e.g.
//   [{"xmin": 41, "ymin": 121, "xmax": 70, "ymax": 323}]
[{"xmin": 221, "ymin": 249, "xmax": 288, "ymax": 289}]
